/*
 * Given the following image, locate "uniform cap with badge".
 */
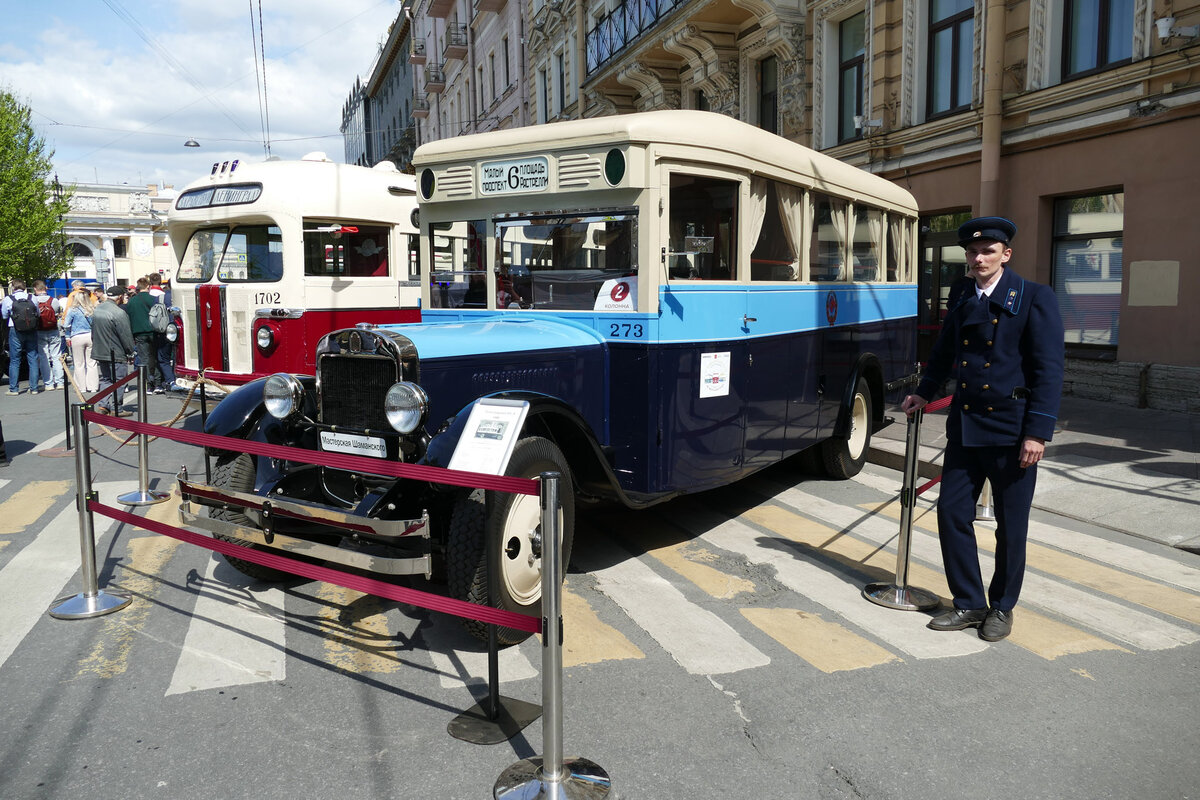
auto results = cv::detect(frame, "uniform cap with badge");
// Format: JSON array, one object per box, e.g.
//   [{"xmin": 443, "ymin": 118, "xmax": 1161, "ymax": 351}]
[{"xmin": 958, "ymin": 216, "xmax": 1017, "ymax": 246}]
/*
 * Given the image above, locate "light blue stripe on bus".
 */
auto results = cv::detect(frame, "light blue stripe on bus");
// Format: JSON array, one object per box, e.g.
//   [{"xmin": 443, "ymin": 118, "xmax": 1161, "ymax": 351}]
[
  {"xmin": 416, "ymin": 283, "xmax": 917, "ymax": 347},
  {"xmin": 390, "ymin": 314, "xmax": 607, "ymax": 359}
]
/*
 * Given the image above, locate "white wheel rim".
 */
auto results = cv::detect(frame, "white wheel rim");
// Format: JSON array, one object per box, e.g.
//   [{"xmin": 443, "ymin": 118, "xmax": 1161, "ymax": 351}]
[
  {"xmin": 499, "ymin": 494, "xmax": 561, "ymax": 605},
  {"xmin": 847, "ymin": 391, "xmax": 869, "ymax": 460}
]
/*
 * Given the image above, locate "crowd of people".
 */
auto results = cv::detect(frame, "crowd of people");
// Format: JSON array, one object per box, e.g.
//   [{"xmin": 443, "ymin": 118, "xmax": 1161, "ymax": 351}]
[{"xmin": 2, "ymin": 274, "xmax": 178, "ymax": 415}]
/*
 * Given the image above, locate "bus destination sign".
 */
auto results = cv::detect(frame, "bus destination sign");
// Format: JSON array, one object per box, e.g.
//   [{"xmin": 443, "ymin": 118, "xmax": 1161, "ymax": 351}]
[{"xmin": 480, "ymin": 157, "xmax": 549, "ymax": 195}]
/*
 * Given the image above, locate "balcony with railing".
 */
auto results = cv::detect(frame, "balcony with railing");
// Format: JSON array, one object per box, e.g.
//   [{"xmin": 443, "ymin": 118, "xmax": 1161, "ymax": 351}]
[
  {"xmin": 413, "ymin": 93, "xmax": 430, "ymax": 118},
  {"xmin": 427, "ymin": 0, "xmax": 455, "ymax": 19},
  {"xmin": 424, "ymin": 63, "xmax": 446, "ymax": 93},
  {"xmin": 443, "ymin": 24, "xmax": 468, "ymax": 61},
  {"xmin": 409, "ymin": 40, "xmax": 426, "ymax": 65},
  {"xmin": 474, "ymin": 0, "xmax": 506, "ymax": 13},
  {"xmin": 586, "ymin": 0, "xmax": 689, "ymax": 75}
]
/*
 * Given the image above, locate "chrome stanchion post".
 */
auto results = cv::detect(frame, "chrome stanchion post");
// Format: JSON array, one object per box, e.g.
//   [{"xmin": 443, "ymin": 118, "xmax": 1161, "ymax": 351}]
[
  {"xmin": 119, "ymin": 364, "xmax": 169, "ymax": 506},
  {"xmin": 862, "ymin": 408, "xmax": 941, "ymax": 611},
  {"xmin": 975, "ymin": 479, "xmax": 996, "ymax": 521},
  {"xmin": 494, "ymin": 472, "xmax": 611, "ymax": 799},
  {"xmin": 49, "ymin": 404, "xmax": 132, "ymax": 619}
]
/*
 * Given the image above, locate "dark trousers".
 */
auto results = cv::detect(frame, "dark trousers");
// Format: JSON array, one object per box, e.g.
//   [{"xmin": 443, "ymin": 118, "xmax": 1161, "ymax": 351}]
[
  {"xmin": 155, "ymin": 333, "xmax": 176, "ymax": 388},
  {"xmin": 97, "ymin": 358, "xmax": 128, "ymax": 413},
  {"xmin": 7, "ymin": 327, "xmax": 40, "ymax": 392},
  {"xmin": 936, "ymin": 443, "xmax": 1039, "ymax": 611},
  {"xmin": 134, "ymin": 334, "xmax": 161, "ymax": 389}
]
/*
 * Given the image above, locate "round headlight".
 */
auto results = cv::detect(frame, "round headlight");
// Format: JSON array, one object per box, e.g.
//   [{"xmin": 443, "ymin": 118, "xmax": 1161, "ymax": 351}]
[
  {"xmin": 263, "ymin": 373, "xmax": 304, "ymax": 420},
  {"xmin": 384, "ymin": 381, "xmax": 428, "ymax": 434},
  {"xmin": 256, "ymin": 324, "xmax": 274, "ymax": 352},
  {"xmin": 165, "ymin": 322, "xmax": 179, "ymax": 343}
]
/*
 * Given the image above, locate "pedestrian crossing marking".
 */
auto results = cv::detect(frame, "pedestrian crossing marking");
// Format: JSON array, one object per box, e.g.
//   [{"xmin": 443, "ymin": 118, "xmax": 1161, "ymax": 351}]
[
  {"xmin": 741, "ymin": 504, "xmax": 952, "ymax": 605},
  {"xmin": 317, "ymin": 584, "xmax": 406, "ymax": 675},
  {"xmin": 740, "ymin": 607, "xmax": 900, "ymax": 673},
  {"xmin": 606, "ymin": 516, "xmax": 758, "ymax": 600},
  {"xmin": 1006, "ymin": 607, "xmax": 1129, "ymax": 659},
  {"xmin": 864, "ymin": 501, "xmax": 1200, "ymax": 627},
  {"xmin": 0, "ymin": 480, "xmax": 72, "ymax": 535},
  {"xmin": 165, "ymin": 556, "xmax": 288, "ymax": 696},
  {"xmin": 76, "ymin": 534, "xmax": 181, "ymax": 680},
  {"xmin": 562, "ymin": 583, "xmax": 645, "ymax": 668}
]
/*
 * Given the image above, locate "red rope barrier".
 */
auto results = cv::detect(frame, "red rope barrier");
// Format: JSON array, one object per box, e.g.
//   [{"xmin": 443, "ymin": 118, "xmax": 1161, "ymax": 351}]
[
  {"xmin": 925, "ymin": 395, "xmax": 953, "ymax": 413},
  {"xmin": 85, "ymin": 365, "xmax": 138, "ymax": 406},
  {"xmin": 93, "ymin": 500, "xmax": 542, "ymax": 634},
  {"xmin": 82, "ymin": 410, "xmax": 539, "ymax": 496}
]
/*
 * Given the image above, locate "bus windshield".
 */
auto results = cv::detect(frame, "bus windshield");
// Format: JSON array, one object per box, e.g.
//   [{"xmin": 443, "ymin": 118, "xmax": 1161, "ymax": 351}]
[
  {"xmin": 496, "ymin": 211, "xmax": 637, "ymax": 310},
  {"xmin": 177, "ymin": 225, "xmax": 284, "ymax": 283}
]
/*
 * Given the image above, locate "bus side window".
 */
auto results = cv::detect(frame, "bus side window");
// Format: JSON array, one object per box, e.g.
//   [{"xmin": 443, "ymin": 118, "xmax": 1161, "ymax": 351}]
[
  {"xmin": 852, "ymin": 205, "xmax": 884, "ymax": 282},
  {"xmin": 810, "ymin": 194, "xmax": 848, "ymax": 282},
  {"xmin": 886, "ymin": 214, "xmax": 907, "ymax": 282},
  {"xmin": 669, "ymin": 174, "xmax": 737, "ymax": 281},
  {"xmin": 750, "ymin": 178, "xmax": 802, "ymax": 281}
]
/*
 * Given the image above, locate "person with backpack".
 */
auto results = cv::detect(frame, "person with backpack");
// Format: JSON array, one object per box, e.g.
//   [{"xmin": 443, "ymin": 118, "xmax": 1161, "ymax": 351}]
[
  {"xmin": 125, "ymin": 277, "xmax": 163, "ymax": 393},
  {"xmin": 2, "ymin": 280, "xmax": 42, "ymax": 395},
  {"xmin": 32, "ymin": 280, "xmax": 64, "ymax": 391},
  {"xmin": 147, "ymin": 272, "xmax": 176, "ymax": 393}
]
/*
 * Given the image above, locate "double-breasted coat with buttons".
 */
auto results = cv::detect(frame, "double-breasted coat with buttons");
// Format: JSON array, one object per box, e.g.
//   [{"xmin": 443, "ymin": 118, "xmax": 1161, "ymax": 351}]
[
  {"xmin": 915, "ymin": 266, "xmax": 1064, "ymax": 611},
  {"xmin": 916, "ymin": 267, "xmax": 1064, "ymax": 445}
]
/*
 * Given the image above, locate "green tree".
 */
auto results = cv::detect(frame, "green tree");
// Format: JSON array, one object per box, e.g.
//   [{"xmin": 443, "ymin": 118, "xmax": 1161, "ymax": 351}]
[{"xmin": 0, "ymin": 90, "xmax": 73, "ymax": 285}]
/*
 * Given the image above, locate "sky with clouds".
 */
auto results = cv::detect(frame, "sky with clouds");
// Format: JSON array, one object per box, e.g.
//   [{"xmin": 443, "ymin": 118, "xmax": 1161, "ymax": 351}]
[{"xmin": 0, "ymin": 0, "xmax": 400, "ymax": 193}]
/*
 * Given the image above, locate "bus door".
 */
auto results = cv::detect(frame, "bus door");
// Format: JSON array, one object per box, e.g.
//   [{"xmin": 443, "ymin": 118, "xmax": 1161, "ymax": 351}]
[{"xmin": 195, "ymin": 283, "xmax": 230, "ymax": 373}]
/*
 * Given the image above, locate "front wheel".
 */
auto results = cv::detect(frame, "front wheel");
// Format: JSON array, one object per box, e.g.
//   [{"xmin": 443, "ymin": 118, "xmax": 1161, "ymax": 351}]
[
  {"xmin": 446, "ymin": 436, "xmax": 575, "ymax": 645},
  {"xmin": 821, "ymin": 377, "xmax": 873, "ymax": 480},
  {"xmin": 210, "ymin": 452, "xmax": 293, "ymax": 582}
]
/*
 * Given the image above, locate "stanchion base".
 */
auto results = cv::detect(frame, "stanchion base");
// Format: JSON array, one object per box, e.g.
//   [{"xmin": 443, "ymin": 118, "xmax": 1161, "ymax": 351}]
[
  {"xmin": 117, "ymin": 489, "xmax": 171, "ymax": 506},
  {"xmin": 448, "ymin": 696, "xmax": 541, "ymax": 745},
  {"xmin": 49, "ymin": 590, "xmax": 132, "ymax": 619},
  {"xmin": 494, "ymin": 756, "xmax": 611, "ymax": 799},
  {"xmin": 862, "ymin": 583, "xmax": 941, "ymax": 611},
  {"xmin": 975, "ymin": 505, "xmax": 996, "ymax": 521}
]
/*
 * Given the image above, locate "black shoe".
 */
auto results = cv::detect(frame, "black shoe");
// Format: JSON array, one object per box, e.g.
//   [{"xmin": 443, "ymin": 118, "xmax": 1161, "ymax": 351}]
[
  {"xmin": 980, "ymin": 608, "xmax": 1014, "ymax": 641},
  {"xmin": 927, "ymin": 607, "xmax": 988, "ymax": 631}
]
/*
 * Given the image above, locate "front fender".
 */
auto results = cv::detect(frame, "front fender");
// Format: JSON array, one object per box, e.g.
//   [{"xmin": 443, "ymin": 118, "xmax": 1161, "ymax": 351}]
[{"xmin": 204, "ymin": 375, "xmax": 317, "ymax": 443}]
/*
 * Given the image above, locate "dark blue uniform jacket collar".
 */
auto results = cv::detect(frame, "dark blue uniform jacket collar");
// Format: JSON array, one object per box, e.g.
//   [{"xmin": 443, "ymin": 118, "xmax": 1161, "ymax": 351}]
[{"xmin": 948, "ymin": 267, "xmax": 1026, "ymax": 324}]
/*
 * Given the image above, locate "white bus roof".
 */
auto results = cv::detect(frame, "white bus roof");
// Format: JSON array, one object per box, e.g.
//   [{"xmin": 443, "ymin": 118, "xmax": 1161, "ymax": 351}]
[
  {"xmin": 413, "ymin": 110, "xmax": 917, "ymax": 212},
  {"xmin": 169, "ymin": 157, "xmax": 416, "ymax": 224}
]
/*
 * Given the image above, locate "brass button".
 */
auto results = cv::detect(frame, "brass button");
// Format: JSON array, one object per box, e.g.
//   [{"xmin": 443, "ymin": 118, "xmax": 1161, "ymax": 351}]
[
  {"xmin": 963, "ymin": 404, "xmax": 970, "ymax": 410},
  {"xmin": 961, "ymin": 382, "xmax": 967, "ymax": 388},
  {"xmin": 987, "ymin": 406, "xmax": 994, "ymax": 412},
  {"xmin": 992, "ymin": 318, "xmax": 998, "ymax": 325},
  {"xmin": 962, "ymin": 339, "xmax": 969, "ymax": 346},
  {"xmin": 961, "ymin": 360, "xmax": 968, "ymax": 367},
  {"xmin": 982, "ymin": 384, "xmax": 990, "ymax": 390},
  {"xmin": 984, "ymin": 362, "xmax": 991, "ymax": 368},
  {"xmin": 987, "ymin": 340, "xmax": 994, "ymax": 346}
]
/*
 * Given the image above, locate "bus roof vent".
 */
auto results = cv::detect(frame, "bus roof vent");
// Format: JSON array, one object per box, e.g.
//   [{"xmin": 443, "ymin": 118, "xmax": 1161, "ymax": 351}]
[{"xmin": 300, "ymin": 151, "xmax": 332, "ymax": 162}]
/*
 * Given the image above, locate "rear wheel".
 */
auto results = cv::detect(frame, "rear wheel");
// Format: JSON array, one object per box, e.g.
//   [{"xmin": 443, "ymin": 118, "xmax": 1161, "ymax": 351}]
[
  {"xmin": 821, "ymin": 377, "xmax": 873, "ymax": 479},
  {"xmin": 446, "ymin": 436, "xmax": 575, "ymax": 645},
  {"xmin": 210, "ymin": 452, "xmax": 292, "ymax": 581}
]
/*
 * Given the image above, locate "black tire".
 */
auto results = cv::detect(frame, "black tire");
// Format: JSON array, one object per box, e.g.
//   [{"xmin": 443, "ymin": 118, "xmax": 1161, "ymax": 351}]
[
  {"xmin": 821, "ymin": 377, "xmax": 873, "ymax": 480},
  {"xmin": 210, "ymin": 452, "xmax": 292, "ymax": 581},
  {"xmin": 446, "ymin": 436, "xmax": 575, "ymax": 646}
]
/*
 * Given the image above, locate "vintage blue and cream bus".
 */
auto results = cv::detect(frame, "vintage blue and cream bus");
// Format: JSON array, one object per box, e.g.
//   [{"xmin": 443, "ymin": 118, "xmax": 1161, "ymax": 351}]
[{"xmin": 184, "ymin": 111, "xmax": 919, "ymax": 643}]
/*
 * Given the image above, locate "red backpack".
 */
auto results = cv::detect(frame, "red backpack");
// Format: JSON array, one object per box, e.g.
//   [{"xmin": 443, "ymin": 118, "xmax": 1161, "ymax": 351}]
[{"xmin": 37, "ymin": 298, "xmax": 58, "ymax": 331}]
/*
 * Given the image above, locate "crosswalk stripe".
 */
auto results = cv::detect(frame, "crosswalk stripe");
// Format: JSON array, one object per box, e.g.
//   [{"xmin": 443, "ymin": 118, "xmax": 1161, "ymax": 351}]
[
  {"xmin": 1005, "ymin": 607, "xmax": 1130, "ymax": 659},
  {"xmin": 0, "ymin": 480, "xmax": 137, "ymax": 671},
  {"xmin": 77, "ymin": 534, "xmax": 181, "ymax": 679},
  {"xmin": 0, "ymin": 480, "xmax": 72, "ymax": 535},
  {"xmin": 317, "ymin": 584, "xmax": 405, "ymax": 675},
  {"xmin": 611, "ymin": 516, "xmax": 757, "ymax": 599},
  {"xmin": 429, "ymin": 639, "xmax": 537, "ymax": 689},
  {"xmin": 669, "ymin": 505, "xmax": 989, "ymax": 659},
  {"xmin": 164, "ymin": 555, "xmax": 288, "ymax": 695},
  {"xmin": 741, "ymin": 607, "xmax": 900, "ymax": 673},
  {"xmin": 767, "ymin": 484, "xmax": 1199, "ymax": 650},
  {"xmin": 561, "ymin": 583, "xmax": 645, "ymax": 668},
  {"xmin": 864, "ymin": 500, "xmax": 1200, "ymax": 627},
  {"xmin": 853, "ymin": 470, "xmax": 1200, "ymax": 593},
  {"xmin": 577, "ymin": 546, "xmax": 771, "ymax": 675}
]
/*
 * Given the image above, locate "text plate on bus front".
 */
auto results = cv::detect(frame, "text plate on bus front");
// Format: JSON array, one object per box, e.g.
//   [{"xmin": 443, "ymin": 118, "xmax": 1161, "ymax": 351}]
[{"xmin": 480, "ymin": 157, "xmax": 549, "ymax": 195}]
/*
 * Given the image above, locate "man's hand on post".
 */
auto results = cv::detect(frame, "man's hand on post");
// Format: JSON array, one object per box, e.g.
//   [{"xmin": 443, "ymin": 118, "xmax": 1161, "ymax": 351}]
[{"xmin": 900, "ymin": 394, "xmax": 927, "ymax": 416}]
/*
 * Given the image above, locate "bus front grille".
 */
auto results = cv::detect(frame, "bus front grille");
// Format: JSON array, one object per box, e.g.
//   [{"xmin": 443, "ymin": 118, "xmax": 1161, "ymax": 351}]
[{"xmin": 318, "ymin": 354, "xmax": 398, "ymax": 431}]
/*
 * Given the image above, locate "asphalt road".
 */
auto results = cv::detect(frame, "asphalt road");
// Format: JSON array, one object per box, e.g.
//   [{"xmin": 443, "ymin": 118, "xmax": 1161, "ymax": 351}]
[{"xmin": 0, "ymin": 388, "xmax": 1197, "ymax": 800}]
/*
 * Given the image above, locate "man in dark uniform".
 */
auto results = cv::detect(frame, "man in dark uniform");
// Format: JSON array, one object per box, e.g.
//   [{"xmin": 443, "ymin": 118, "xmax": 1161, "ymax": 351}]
[{"xmin": 901, "ymin": 217, "xmax": 1064, "ymax": 641}]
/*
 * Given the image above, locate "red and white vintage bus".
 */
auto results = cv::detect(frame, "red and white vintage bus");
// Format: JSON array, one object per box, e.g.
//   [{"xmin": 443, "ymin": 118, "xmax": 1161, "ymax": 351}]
[{"xmin": 167, "ymin": 153, "xmax": 422, "ymax": 387}]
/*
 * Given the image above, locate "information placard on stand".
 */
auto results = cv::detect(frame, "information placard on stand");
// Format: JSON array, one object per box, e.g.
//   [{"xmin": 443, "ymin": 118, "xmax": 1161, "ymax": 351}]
[{"xmin": 447, "ymin": 398, "xmax": 530, "ymax": 476}]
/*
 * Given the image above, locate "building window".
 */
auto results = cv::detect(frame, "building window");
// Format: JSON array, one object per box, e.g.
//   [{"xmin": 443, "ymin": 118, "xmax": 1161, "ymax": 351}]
[
  {"xmin": 928, "ymin": 0, "xmax": 974, "ymax": 117},
  {"xmin": 503, "ymin": 36, "xmax": 511, "ymax": 87},
  {"xmin": 838, "ymin": 12, "xmax": 866, "ymax": 143},
  {"xmin": 696, "ymin": 89, "xmax": 710, "ymax": 111},
  {"xmin": 489, "ymin": 53, "xmax": 496, "ymax": 100},
  {"xmin": 113, "ymin": 238, "xmax": 128, "ymax": 259},
  {"xmin": 1063, "ymin": 0, "xmax": 1133, "ymax": 79},
  {"xmin": 758, "ymin": 56, "xmax": 778, "ymax": 133},
  {"xmin": 556, "ymin": 52, "xmax": 566, "ymax": 114},
  {"xmin": 540, "ymin": 68, "xmax": 550, "ymax": 122},
  {"xmin": 1052, "ymin": 191, "xmax": 1124, "ymax": 349}
]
